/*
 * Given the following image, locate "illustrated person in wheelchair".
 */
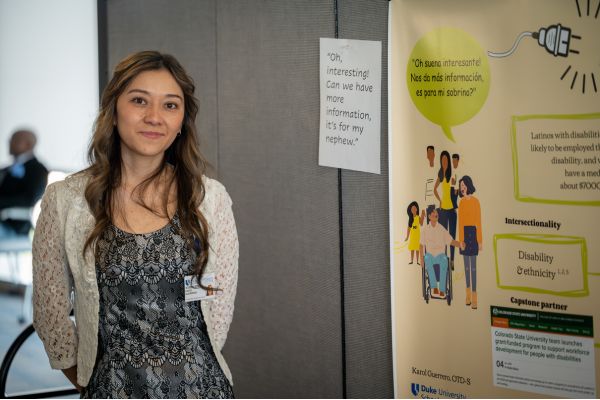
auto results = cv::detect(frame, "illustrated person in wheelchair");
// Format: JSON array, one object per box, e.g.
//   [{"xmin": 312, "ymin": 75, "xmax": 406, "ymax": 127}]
[{"xmin": 420, "ymin": 208, "xmax": 463, "ymax": 299}]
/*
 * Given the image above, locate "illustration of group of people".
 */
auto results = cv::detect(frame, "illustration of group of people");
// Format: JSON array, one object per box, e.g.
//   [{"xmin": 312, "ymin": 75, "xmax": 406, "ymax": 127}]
[{"xmin": 404, "ymin": 146, "xmax": 482, "ymax": 309}]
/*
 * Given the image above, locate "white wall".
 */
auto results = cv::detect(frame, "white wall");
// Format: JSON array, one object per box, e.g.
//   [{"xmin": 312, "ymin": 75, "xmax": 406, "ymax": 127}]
[{"xmin": 0, "ymin": 0, "xmax": 98, "ymax": 173}]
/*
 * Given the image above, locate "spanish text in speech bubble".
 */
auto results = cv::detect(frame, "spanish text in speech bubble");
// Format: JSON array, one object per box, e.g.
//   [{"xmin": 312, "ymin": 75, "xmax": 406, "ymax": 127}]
[{"xmin": 406, "ymin": 27, "xmax": 490, "ymax": 142}]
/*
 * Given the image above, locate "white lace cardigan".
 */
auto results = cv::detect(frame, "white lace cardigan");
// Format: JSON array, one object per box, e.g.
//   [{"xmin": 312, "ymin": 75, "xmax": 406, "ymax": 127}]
[{"xmin": 31, "ymin": 173, "xmax": 238, "ymax": 387}]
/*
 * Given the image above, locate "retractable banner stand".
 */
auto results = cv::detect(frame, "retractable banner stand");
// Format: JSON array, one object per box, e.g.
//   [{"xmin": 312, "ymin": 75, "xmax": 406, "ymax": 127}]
[{"xmin": 389, "ymin": 0, "xmax": 600, "ymax": 398}]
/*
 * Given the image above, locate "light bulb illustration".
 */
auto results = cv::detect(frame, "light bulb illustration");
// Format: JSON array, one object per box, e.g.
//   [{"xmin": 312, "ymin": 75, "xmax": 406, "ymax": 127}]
[{"xmin": 487, "ymin": 24, "xmax": 581, "ymax": 58}]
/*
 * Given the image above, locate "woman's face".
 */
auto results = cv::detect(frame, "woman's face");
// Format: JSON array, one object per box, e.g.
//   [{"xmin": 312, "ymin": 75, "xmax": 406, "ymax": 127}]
[
  {"xmin": 441, "ymin": 154, "xmax": 449, "ymax": 170},
  {"xmin": 410, "ymin": 205, "xmax": 417, "ymax": 215},
  {"xmin": 460, "ymin": 180, "xmax": 467, "ymax": 196},
  {"xmin": 115, "ymin": 69, "xmax": 184, "ymax": 164}
]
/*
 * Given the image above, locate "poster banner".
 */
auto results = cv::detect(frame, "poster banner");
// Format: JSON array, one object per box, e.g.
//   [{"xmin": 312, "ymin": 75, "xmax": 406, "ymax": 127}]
[{"xmin": 389, "ymin": 0, "xmax": 599, "ymax": 398}]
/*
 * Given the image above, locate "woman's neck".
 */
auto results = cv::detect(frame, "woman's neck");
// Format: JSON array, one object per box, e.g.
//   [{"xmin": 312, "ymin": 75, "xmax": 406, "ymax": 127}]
[
  {"xmin": 120, "ymin": 153, "xmax": 165, "ymax": 189},
  {"xmin": 115, "ymin": 160, "xmax": 176, "ymax": 220}
]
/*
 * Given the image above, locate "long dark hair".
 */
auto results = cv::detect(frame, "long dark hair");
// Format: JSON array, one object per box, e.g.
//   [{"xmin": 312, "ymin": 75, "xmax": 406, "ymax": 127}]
[
  {"xmin": 438, "ymin": 150, "xmax": 452, "ymax": 183},
  {"xmin": 407, "ymin": 201, "xmax": 419, "ymax": 228},
  {"xmin": 83, "ymin": 51, "xmax": 210, "ymax": 280}
]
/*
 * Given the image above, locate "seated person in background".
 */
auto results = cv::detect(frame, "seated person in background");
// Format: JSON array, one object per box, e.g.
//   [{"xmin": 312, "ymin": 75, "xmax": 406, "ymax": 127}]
[
  {"xmin": 0, "ymin": 129, "xmax": 49, "ymax": 237},
  {"xmin": 419, "ymin": 208, "xmax": 463, "ymax": 298}
]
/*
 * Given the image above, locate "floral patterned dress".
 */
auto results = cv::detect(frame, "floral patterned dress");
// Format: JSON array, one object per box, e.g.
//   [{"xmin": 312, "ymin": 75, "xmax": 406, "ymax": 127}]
[{"xmin": 82, "ymin": 216, "xmax": 233, "ymax": 399}]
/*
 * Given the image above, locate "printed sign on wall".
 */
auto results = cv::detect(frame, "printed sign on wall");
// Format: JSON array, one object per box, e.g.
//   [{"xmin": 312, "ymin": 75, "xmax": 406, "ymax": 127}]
[{"xmin": 319, "ymin": 38, "xmax": 382, "ymax": 174}]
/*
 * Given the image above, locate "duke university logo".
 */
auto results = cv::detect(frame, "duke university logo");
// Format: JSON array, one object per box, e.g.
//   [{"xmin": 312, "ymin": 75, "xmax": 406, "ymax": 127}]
[{"xmin": 411, "ymin": 383, "xmax": 420, "ymax": 396}]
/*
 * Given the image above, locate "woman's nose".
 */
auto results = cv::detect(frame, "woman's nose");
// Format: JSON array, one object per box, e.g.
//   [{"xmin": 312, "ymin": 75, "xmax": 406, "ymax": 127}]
[{"xmin": 144, "ymin": 103, "xmax": 162, "ymax": 125}]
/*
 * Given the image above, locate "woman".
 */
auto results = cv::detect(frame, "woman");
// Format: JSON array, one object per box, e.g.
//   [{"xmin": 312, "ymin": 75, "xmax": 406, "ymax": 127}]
[
  {"xmin": 433, "ymin": 150, "xmax": 457, "ymax": 269},
  {"xmin": 457, "ymin": 175, "xmax": 482, "ymax": 310},
  {"xmin": 404, "ymin": 201, "xmax": 424, "ymax": 265},
  {"xmin": 32, "ymin": 51, "xmax": 238, "ymax": 398}
]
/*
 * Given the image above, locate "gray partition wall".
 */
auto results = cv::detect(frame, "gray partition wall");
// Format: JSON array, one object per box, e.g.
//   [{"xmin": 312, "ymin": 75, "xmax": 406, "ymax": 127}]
[
  {"xmin": 338, "ymin": 2, "xmax": 393, "ymax": 398},
  {"xmin": 100, "ymin": 1, "xmax": 392, "ymax": 397}
]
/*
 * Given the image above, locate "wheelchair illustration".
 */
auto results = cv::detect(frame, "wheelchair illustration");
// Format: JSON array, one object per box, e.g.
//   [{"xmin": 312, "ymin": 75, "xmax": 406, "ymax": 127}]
[{"xmin": 421, "ymin": 254, "xmax": 452, "ymax": 306}]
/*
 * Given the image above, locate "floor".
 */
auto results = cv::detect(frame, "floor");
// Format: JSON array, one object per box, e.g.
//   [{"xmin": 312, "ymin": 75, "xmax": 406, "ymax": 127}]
[{"xmin": 0, "ymin": 253, "xmax": 77, "ymax": 398}]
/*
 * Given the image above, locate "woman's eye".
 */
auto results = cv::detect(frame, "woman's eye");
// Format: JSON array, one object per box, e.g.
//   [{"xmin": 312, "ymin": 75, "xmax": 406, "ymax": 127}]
[
  {"xmin": 165, "ymin": 102, "xmax": 178, "ymax": 110},
  {"xmin": 131, "ymin": 97, "xmax": 146, "ymax": 105}
]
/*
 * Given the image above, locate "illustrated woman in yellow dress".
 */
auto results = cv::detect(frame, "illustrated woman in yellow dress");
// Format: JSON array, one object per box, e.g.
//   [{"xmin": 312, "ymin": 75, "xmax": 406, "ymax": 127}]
[{"xmin": 404, "ymin": 201, "xmax": 425, "ymax": 264}]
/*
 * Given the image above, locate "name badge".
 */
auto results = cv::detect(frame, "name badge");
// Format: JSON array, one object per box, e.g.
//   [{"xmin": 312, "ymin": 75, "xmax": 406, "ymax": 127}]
[{"xmin": 184, "ymin": 273, "xmax": 219, "ymax": 302}]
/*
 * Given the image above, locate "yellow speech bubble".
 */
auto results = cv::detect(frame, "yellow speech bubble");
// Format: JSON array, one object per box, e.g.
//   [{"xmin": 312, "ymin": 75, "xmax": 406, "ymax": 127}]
[{"xmin": 407, "ymin": 28, "xmax": 490, "ymax": 142}]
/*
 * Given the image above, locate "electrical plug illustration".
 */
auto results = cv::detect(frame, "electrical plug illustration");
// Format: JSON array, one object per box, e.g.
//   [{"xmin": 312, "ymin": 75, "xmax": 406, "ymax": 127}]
[{"xmin": 488, "ymin": 24, "xmax": 581, "ymax": 58}]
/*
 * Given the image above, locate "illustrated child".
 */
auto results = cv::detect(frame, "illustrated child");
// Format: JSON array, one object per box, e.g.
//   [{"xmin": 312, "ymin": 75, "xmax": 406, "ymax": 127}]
[{"xmin": 404, "ymin": 201, "xmax": 425, "ymax": 264}]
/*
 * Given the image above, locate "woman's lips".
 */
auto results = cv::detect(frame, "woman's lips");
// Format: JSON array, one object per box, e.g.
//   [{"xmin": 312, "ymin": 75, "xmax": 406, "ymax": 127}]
[{"xmin": 140, "ymin": 131, "xmax": 164, "ymax": 139}]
